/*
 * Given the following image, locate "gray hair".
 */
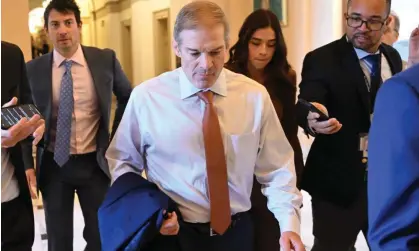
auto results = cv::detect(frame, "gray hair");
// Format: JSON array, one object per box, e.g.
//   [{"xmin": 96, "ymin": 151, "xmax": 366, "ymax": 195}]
[
  {"xmin": 173, "ymin": 1, "xmax": 230, "ymax": 46},
  {"xmin": 390, "ymin": 11, "xmax": 400, "ymax": 33}
]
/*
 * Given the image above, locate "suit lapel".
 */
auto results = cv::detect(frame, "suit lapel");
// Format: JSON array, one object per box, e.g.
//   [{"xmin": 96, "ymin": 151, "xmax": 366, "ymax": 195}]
[
  {"xmin": 82, "ymin": 46, "xmax": 112, "ymax": 110},
  {"xmin": 82, "ymin": 46, "xmax": 113, "ymax": 142},
  {"xmin": 339, "ymin": 36, "xmax": 371, "ymax": 115},
  {"xmin": 38, "ymin": 53, "xmax": 54, "ymax": 143},
  {"xmin": 380, "ymin": 44, "xmax": 398, "ymax": 75},
  {"xmin": 82, "ymin": 46, "xmax": 102, "ymax": 98}
]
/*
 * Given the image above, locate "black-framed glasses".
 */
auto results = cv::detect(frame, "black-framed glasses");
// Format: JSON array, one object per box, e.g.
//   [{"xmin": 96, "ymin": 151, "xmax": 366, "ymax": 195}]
[{"xmin": 346, "ymin": 16, "xmax": 386, "ymax": 31}]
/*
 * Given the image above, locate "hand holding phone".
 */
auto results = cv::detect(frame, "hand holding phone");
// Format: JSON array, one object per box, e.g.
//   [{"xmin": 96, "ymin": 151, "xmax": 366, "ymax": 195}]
[
  {"xmin": 2, "ymin": 102, "xmax": 42, "ymax": 130},
  {"xmin": 1, "ymin": 98, "xmax": 45, "ymax": 147},
  {"xmin": 298, "ymin": 99, "xmax": 342, "ymax": 135},
  {"xmin": 298, "ymin": 98, "xmax": 329, "ymax": 121}
]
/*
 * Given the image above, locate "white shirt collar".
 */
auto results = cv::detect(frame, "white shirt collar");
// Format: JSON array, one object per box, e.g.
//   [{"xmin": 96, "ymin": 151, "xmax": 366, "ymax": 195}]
[
  {"xmin": 346, "ymin": 36, "xmax": 380, "ymax": 60},
  {"xmin": 179, "ymin": 68, "xmax": 227, "ymax": 99},
  {"xmin": 53, "ymin": 44, "xmax": 85, "ymax": 67}
]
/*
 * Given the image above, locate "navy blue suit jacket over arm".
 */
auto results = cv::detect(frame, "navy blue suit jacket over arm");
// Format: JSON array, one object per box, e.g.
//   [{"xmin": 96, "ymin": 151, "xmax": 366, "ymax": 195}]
[{"xmin": 98, "ymin": 172, "xmax": 179, "ymax": 251}]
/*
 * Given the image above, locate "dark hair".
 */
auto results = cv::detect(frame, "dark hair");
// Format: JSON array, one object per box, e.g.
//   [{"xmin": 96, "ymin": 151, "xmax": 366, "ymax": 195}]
[
  {"xmin": 347, "ymin": 0, "xmax": 392, "ymax": 17},
  {"xmin": 44, "ymin": 0, "xmax": 82, "ymax": 29},
  {"xmin": 226, "ymin": 9, "xmax": 294, "ymax": 93}
]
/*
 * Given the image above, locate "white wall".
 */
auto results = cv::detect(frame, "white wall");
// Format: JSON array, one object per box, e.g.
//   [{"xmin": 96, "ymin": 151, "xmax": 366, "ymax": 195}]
[
  {"xmin": 309, "ymin": 0, "xmax": 343, "ymax": 53},
  {"xmin": 94, "ymin": 13, "xmax": 122, "ymax": 55},
  {"xmin": 1, "ymin": 0, "xmax": 31, "ymax": 61},
  {"xmin": 392, "ymin": 0, "xmax": 419, "ymax": 60},
  {"xmin": 78, "ymin": 0, "xmax": 92, "ymax": 17},
  {"xmin": 108, "ymin": 13, "xmax": 124, "ymax": 55},
  {"xmin": 95, "ymin": 16, "xmax": 109, "ymax": 49},
  {"xmin": 78, "ymin": 0, "xmax": 93, "ymax": 46},
  {"xmin": 82, "ymin": 22, "xmax": 93, "ymax": 46},
  {"xmin": 120, "ymin": 8, "xmax": 131, "ymax": 22},
  {"xmin": 131, "ymin": 0, "xmax": 171, "ymax": 85}
]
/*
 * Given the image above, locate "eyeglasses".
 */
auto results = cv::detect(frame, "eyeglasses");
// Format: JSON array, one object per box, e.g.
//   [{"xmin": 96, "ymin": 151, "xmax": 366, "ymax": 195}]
[{"xmin": 346, "ymin": 16, "xmax": 386, "ymax": 31}]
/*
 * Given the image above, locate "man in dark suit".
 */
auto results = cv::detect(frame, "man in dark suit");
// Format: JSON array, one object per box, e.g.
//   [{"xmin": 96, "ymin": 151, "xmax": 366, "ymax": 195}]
[
  {"xmin": 22, "ymin": 1, "xmax": 132, "ymax": 250},
  {"xmin": 296, "ymin": 0, "xmax": 403, "ymax": 249},
  {"xmin": 1, "ymin": 41, "xmax": 45, "ymax": 251},
  {"xmin": 368, "ymin": 28, "xmax": 419, "ymax": 251}
]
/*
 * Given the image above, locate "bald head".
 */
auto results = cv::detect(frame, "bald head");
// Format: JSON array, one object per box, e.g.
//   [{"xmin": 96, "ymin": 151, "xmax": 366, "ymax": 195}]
[
  {"xmin": 382, "ymin": 11, "xmax": 400, "ymax": 46},
  {"xmin": 347, "ymin": 0, "xmax": 392, "ymax": 17}
]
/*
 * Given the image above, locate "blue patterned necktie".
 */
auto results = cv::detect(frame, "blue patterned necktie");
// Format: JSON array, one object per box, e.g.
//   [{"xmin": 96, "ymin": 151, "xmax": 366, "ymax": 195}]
[
  {"xmin": 364, "ymin": 54, "xmax": 382, "ymax": 112},
  {"xmin": 54, "ymin": 60, "xmax": 74, "ymax": 167}
]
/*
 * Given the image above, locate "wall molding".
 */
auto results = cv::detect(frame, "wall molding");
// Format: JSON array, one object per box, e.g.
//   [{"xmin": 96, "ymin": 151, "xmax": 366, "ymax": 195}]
[
  {"xmin": 81, "ymin": 16, "xmax": 91, "ymax": 24},
  {"xmin": 94, "ymin": 0, "xmax": 132, "ymax": 20}
]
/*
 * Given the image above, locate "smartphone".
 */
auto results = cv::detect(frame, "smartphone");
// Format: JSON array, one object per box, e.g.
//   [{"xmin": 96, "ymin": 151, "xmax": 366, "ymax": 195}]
[
  {"xmin": 298, "ymin": 99, "xmax": 329, "ymax": 122},
  {"xmin": 1, "ymin": 104, "xmax": 42, "ymax": 130}
]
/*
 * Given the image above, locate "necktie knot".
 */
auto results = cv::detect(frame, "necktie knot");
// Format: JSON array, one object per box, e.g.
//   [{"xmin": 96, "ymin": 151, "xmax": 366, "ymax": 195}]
[
  {"xmin": 198, "ymin": 91, "xmax": 214, "ymax": 104},
  {"xmin": 363, "ymin": 54, "xmax": 380, "ymax": 75},
  {"xmin": 363, "ymin": 54, "xmax": 380, "ymax": 64},
  {"xmin": 62, "ymin": 60, "xmax": 73, "ymax": 72}
]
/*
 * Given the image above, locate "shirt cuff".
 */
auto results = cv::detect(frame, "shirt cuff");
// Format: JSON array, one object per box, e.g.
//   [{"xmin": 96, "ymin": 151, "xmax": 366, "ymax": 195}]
[{"xmin": 277, "ymin": 213, "xmax": 301, "ymax": 235}]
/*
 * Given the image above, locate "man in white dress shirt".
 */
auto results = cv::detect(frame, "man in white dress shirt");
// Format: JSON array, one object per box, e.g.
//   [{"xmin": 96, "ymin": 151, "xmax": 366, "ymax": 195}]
[{"xmin": 106, "ymin": 1, "xmax": 304, "ymax": 251}]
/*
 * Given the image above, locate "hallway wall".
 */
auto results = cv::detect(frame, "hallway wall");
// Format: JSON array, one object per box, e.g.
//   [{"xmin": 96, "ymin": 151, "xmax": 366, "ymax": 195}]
[
  {"xmin": 0, "ymin": 0, "xmax": 344, "ymax": 80},
  {"xmin": 126, "ymin": 0, "xmax": 343, "ymax": 85},
  {"xmin": 1, "ymin": 0, "xmax": 31, "ymax": 61},
  {"xmin": 131, "ymin": 0, "xmax": 171, "ymax": 84}
]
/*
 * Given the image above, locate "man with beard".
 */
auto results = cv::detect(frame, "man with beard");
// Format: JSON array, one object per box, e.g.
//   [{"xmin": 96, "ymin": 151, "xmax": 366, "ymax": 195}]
[{"xmin": 296, "ymin": 0, "xmax": 403, "ymax": 250}]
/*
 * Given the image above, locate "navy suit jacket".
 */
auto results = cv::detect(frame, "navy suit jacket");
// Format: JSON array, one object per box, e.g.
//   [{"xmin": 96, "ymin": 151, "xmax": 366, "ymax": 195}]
[
  {"xmin": 368, "ymin": 64, "xmax": 419, "ymax": 250},
  {"xmin": 98, "ymin": 172, "xmax": 179, "ymax": 251}
]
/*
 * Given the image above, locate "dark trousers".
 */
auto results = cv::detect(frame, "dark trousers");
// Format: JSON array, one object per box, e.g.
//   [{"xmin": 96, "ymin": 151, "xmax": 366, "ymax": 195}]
[
  {"xmin": 40, "ymin": 151, "xmax": 109, "ymax": 251},
  {"xmin": 311, "ymin": 188, "xmax": 369, "ymax": 251},
  {"xmin": 1, "ymin": 195, "xmax": 34, "ymax": 251},
  {"xmin": 178, "ymin": 212, "xmax": 254, "ymax": 251}
]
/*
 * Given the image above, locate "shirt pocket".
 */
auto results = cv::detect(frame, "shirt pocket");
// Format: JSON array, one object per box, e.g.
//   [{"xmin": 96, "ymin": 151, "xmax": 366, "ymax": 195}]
[{"xmin": 225, "ymin": 132, "xmax": 258, "ymax": 175}]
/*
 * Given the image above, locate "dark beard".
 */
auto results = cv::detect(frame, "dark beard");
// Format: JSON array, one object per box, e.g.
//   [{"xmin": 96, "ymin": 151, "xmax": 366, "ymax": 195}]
[{"xmin": 348, "ymin": 35, "xmax": 379, "ymax": 52}]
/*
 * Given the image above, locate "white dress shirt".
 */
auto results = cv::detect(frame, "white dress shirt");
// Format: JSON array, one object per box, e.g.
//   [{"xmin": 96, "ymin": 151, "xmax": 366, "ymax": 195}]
[
  {"xmin": 1, "ymin": 148, "xmax": 19, "ymax": 203},
  {"xmin": 106, "ymin": 68, "xmax": 302, "ymax": 234}
]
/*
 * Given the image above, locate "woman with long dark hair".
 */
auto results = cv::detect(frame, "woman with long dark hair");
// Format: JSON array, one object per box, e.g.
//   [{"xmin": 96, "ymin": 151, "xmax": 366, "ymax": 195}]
[{"xmin": 226, "ymin": 9, "xmax": 304, "ymax": 251}]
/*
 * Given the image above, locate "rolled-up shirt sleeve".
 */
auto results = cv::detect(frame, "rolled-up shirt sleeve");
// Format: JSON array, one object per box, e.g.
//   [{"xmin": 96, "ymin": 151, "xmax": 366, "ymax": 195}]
[
  {"xmin": 255, "ymin": 90, "xmax": 303, "ymax": 234},
  {"xmin": 106, "ymin": 86, "xmax": 144, "ymax": 183}
]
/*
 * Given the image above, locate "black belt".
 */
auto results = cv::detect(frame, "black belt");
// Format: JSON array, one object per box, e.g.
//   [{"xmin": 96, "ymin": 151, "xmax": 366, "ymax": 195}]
[
  {"xmin": 45, "ymin": 150, "xmax": 96, "ymax": 160},
  {"xmin": 180, "ymin": 211, "xmax": 248, "ymax": 236}
]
